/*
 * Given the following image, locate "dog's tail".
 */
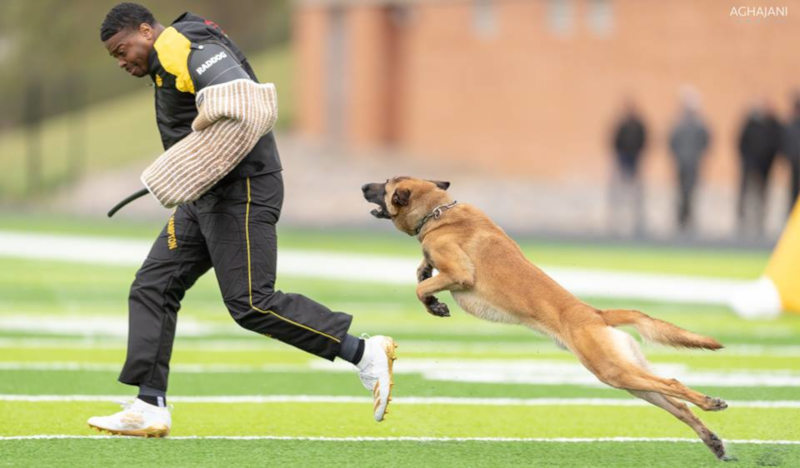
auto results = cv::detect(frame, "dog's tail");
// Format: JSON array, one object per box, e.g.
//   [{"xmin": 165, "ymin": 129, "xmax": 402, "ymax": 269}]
[{"xmin": 601, "ymin": 309, "xmax": 723, "ymax": 350}]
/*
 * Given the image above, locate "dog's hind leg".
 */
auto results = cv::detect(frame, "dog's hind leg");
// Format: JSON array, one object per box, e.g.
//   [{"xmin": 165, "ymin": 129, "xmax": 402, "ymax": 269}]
[
  {"xmin": 611, "ymin": 364, "xmax": 727, "ymax": 411},
  {"xmin": 573, "ymin": 327, "xmax": 728, "ymax": 411},
  {"xmin": 629, "ymin": 390, "xmax": 729, "ymax": 460}
]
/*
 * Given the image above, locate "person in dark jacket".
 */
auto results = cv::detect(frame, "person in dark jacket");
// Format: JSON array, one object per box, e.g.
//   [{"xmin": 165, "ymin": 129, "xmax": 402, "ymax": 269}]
[
  {"xmin": 88, "ymin": 3, "xmax": 397, "ymax": 437},
  {"xmin": 781, "ymin": 95, "xmax": 800, "ymax": 211},
  {"xmin": 669, "ymin": 88, "xmax": 710, "ymax": 233},
  {"xmin": 737, "ymin": 100, "xmax": 782, "ymax": 237},
  {"xmin": 609, "ymin": 99, "xmax": 647, "ymax": 236}
]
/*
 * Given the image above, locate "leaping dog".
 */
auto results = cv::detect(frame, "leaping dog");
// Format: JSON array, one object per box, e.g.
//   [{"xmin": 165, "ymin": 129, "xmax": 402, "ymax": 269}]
[{"xmin": 362, "ymin": 176, "xmax": 730, "ymax": 461}]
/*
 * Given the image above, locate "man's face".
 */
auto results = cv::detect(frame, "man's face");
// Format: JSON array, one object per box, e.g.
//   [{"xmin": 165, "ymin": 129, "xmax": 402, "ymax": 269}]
[{"xmin": 104, "ymin": 23, "xmax": 157, "ymax": 77}]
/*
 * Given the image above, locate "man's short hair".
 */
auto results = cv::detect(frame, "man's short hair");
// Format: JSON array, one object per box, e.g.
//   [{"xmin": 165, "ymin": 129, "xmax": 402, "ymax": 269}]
[{"xmin": 100, "ymin": 2, "xmax": 156, "ymax": 42}]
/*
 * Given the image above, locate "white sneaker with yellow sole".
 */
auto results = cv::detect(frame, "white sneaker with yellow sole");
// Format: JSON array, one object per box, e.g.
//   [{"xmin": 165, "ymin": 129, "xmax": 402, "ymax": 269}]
[
  {"xmin": 87, "ymin": 398, "xmax": 171, "ymax": 437},
  {"xmin": 356, "ymin": 335, "xmax": 397, "ymax": 422}
]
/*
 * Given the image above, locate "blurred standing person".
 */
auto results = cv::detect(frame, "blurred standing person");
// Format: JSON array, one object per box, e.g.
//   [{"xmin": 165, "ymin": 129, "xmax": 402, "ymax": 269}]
[
  {"xmin": 669, "ymin": 87, "xmax": 710, "ymax": 234},
  {"xmin": 781, "ymin": 95, "xmax": 800, "ymax": 211},
  {"xmin": 737, "ymin": 99, "xmax": 782, "ymax": 238},
  {"xmin": 609, "ymin": 99, "xmax": 647, "ymax": 237}
]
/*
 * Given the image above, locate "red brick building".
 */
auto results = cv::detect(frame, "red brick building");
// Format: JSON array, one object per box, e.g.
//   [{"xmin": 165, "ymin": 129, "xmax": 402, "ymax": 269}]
[{"xmin": 293, "ymin": 0, "xmax": 800, "ymax": 188}]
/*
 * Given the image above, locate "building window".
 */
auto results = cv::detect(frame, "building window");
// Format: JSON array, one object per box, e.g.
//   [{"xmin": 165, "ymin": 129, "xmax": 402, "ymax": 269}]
[
  {"xmin": 473, "ymin": 0, "xmax": 497, "ymax": 38},
  {"xmin": 588, "ymin": 0, "xmax": 613, "ymax": 37},
  {"xmin": 547, "ymin": 0, "xmax": 574, "ymax": 37}
]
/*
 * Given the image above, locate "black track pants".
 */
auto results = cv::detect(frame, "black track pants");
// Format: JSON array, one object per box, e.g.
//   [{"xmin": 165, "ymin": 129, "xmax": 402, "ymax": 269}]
[{"xmin": 118, "ymin": 172, "xmax": 353, "ymax": 391}]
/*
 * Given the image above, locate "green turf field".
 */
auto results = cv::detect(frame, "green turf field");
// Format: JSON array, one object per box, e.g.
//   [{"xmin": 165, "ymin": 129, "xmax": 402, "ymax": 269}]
[{"xmin": 0, "ymin": 219, "xmax": 798, "ymax": 467}]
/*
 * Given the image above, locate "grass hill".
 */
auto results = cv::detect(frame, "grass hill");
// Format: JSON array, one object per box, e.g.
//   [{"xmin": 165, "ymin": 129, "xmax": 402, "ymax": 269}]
[{"xmin": 0, "ymin": 44, "xmax": 293, "ymax": 200}]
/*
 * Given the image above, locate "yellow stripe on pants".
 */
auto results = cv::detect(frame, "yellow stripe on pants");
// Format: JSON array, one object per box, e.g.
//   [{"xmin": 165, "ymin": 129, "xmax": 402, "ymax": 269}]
[{"xmin": 244, "ymin": 177, "xmax": 342, "ymax": 342}]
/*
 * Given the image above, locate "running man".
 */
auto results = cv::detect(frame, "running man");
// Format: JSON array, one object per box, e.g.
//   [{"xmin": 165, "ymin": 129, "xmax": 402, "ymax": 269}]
[{"xmin": 88, "ymin": 3, "xmax": 396, "ymax": 437}]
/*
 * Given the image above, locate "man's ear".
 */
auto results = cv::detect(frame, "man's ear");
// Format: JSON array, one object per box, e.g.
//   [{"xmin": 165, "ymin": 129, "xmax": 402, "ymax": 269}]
[
  {"xmin": 391, "ymin": 188, "xmax": 411, "ymax": 207},
  {"xmin": 140, "ymin": 22, "xmax": 155, "ymax": 40},
  {"xmin": 429, "ymin": 180, "xmax": 450, "ymax": 191}
]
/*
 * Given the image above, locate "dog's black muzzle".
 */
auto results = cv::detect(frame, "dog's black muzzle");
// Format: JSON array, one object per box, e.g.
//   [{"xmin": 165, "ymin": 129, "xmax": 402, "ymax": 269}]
[{"xmin": 361, "ymin": 182, "xmax": 391, "ymax": 219}]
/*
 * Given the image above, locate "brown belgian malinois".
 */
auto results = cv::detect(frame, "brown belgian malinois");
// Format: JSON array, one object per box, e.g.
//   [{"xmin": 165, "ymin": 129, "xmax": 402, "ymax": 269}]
[{"xmin": 362, "ymin": 176, "xmax": 730, "ymax": 460}]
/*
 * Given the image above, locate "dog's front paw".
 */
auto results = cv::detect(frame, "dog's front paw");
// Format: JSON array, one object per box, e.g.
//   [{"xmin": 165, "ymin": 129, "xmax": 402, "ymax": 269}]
[{"xmin": 426, "ymin": 301, "xmax": 450, "ymax": 317}]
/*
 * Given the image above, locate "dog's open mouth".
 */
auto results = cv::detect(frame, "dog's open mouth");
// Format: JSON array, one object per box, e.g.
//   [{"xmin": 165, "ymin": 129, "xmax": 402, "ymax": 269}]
[
  {"xmin": 362, "ymin": 182, "xmax": 391, "ymax": 219},
  {"xmin": 370, "ymin": 206, "xmax": 390, "ymax": 219}
]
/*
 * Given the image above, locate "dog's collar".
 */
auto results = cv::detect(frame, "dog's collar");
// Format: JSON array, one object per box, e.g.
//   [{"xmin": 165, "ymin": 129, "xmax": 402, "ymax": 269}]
[{"xmin": 414, "ymin": 200, "xmax": 458, "ymax": 236}]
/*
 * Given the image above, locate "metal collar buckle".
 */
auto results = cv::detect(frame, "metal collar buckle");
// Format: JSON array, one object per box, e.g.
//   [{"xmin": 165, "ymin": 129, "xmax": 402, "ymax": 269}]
[{"xmin": 414, "ymin": 200, "xmax": 458, "ymax": 236}]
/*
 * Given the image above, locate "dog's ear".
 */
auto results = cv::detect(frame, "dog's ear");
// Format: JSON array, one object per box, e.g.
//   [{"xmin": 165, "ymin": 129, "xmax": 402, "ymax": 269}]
[
  {"xmin": 391, "ymin": 188, "xmax": 411, "ymax": 207},
  {"xmin": 429, "ymin": 180, "xmax": 450, "ymax": 191}
]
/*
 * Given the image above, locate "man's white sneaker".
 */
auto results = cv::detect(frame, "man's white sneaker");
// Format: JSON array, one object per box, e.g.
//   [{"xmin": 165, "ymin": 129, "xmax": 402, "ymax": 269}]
[
  {"xmin": 357, "ymin": 335, "xmax": 397, "ymax": 422},
  {"xmin": 87, "ymin": 398, "xmax": 171, "ymax": 437}
]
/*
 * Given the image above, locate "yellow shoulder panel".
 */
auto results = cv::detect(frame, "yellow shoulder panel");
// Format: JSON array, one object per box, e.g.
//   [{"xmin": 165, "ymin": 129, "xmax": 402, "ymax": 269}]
[{"xmin": 153, "ymin": 26, "xmax": 195, "ymax": 94}]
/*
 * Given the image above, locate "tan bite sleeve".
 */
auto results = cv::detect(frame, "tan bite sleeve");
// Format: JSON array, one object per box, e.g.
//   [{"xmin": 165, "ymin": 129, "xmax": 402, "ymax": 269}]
[{"xmin": 141, "ymin": 79, "xmax": 278, "ymax": 208}]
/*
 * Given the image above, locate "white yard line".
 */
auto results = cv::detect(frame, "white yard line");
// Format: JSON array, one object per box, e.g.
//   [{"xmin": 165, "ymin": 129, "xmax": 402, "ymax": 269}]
[
  {"xmin": 0, "ymin": 362, "xmax": 308, "ymax": 373},
  {"xmin": 2, "ymin": 337, "xmax": 800, "ymax": 357},
  {"xmin": 0, "ymin": 315, "xmax": 214, "ymax": 338},
  {"xmin": 312, "ymin": 359, "xmax": 800, "ymax": 387},
  {"xmin": 3, "ymin": 359, "xmax": 800, "ymax": 386},
  {"xmin": 0, "ymin": 435, "xmax": 798, "ymax": 444},
  {"xmin": 1, "ymin": 394, "xmax": 799, "ymax": 408},
  {"xmin": 0, "ymin": 230, "xmax": 750, "ymax": 305}
]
